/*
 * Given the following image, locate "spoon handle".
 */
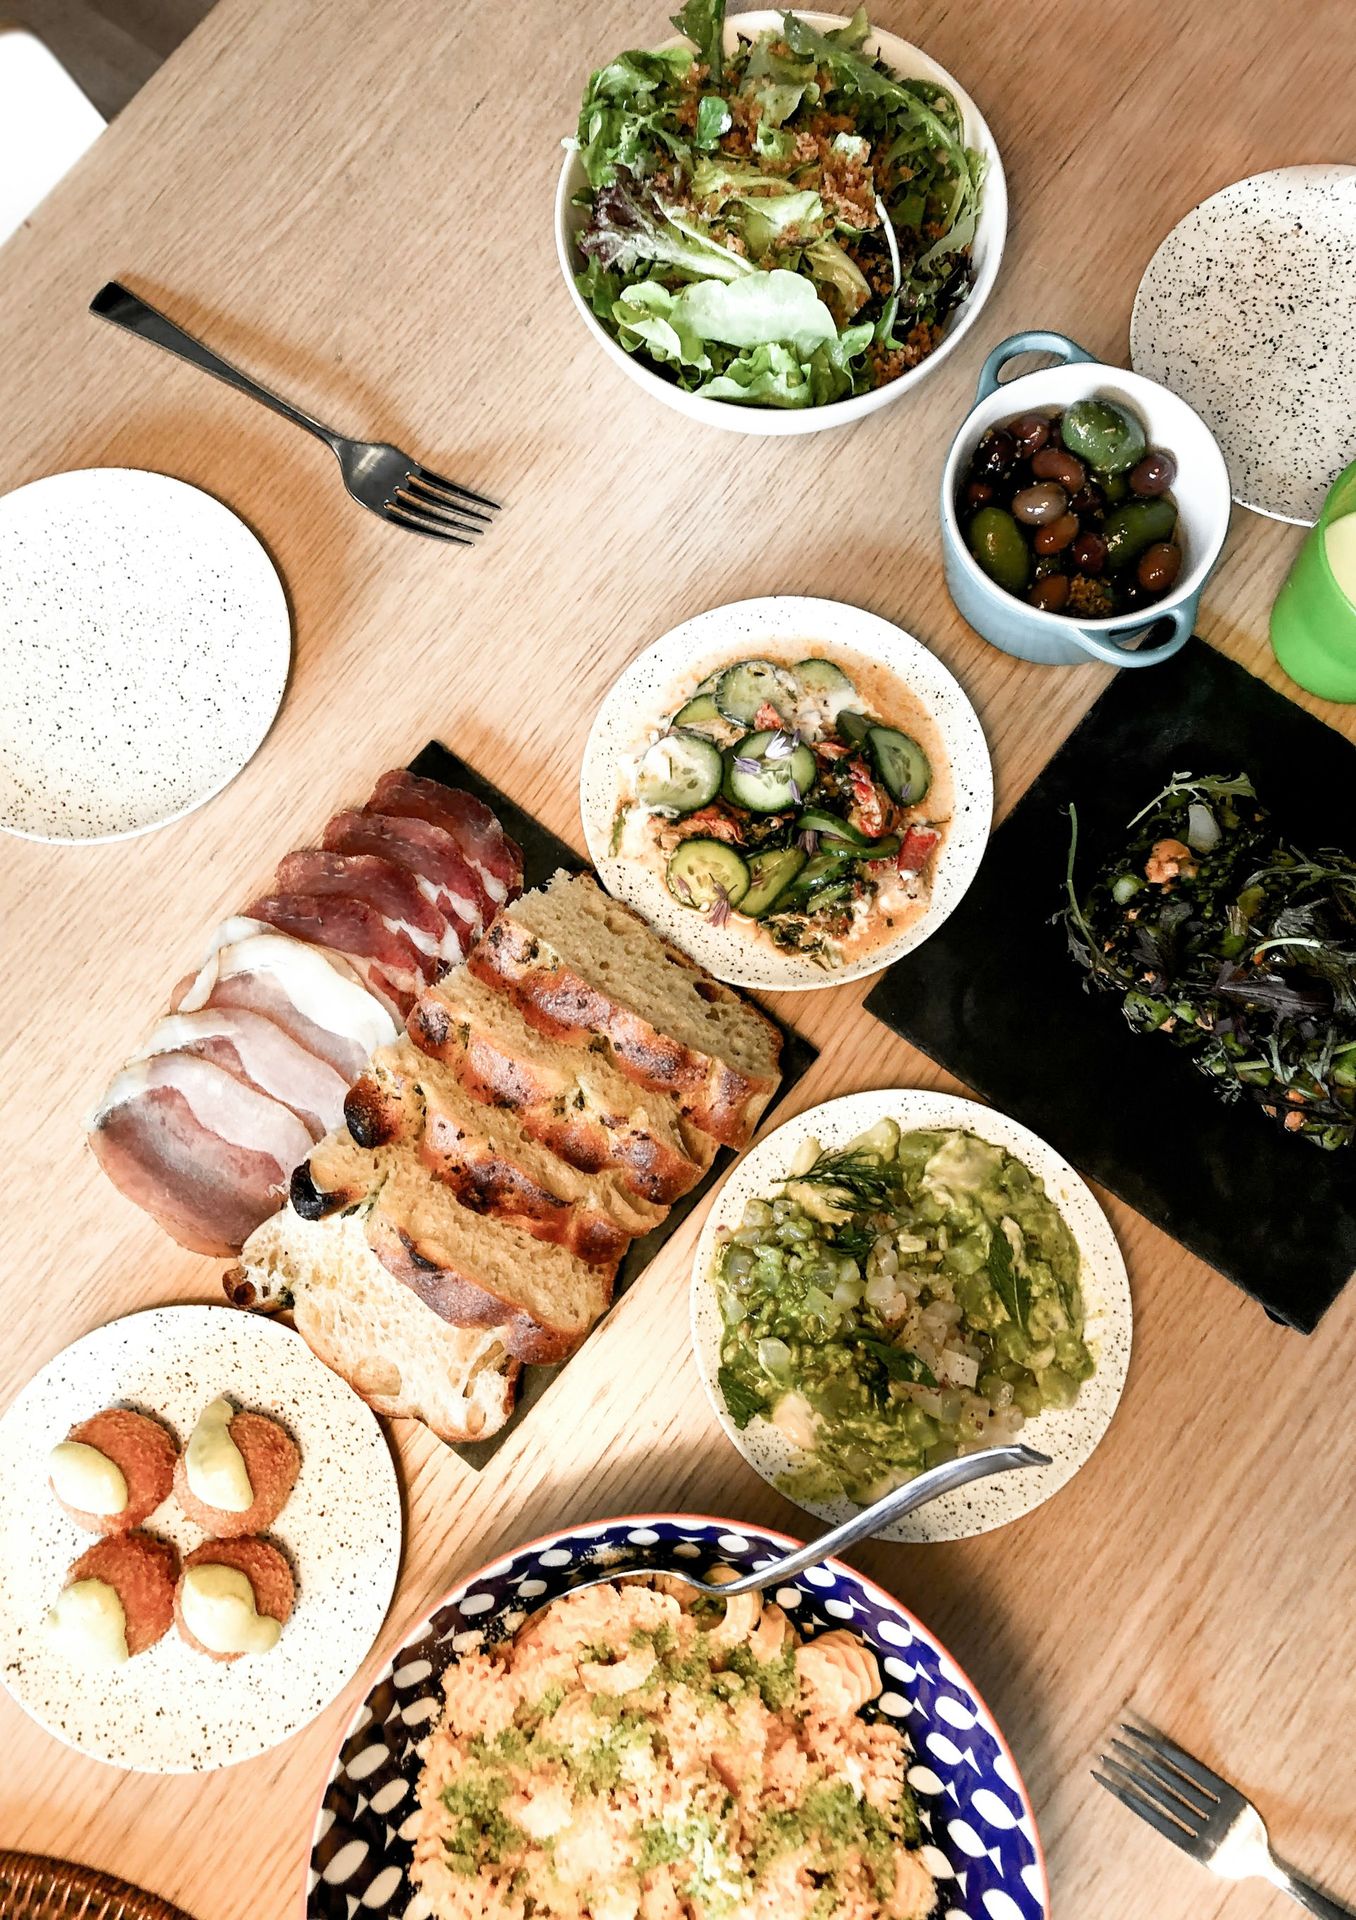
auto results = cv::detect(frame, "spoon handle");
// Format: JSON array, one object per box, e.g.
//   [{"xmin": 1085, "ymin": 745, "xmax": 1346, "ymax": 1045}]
[{"xmin": 716, "ymin": 1444, "xmax": 1051, "ymax": 1596}]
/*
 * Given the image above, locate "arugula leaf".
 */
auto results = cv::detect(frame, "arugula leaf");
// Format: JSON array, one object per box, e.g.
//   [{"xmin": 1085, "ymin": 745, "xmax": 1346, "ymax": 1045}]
[
  {"xmin": 671, "ymin": 0, "xmax": 726, "ymax": 78},
  {"xmin": 986, "ymin": 1225, "xmax": 1030, "ymax": 1333},
  {"xmin": 858, "ymin": 1337, "xmax": 936, "ymax": 1387},
  {"xmin": 718, "ymin": 1364, "xmax": 766, "ymax": 1429}
]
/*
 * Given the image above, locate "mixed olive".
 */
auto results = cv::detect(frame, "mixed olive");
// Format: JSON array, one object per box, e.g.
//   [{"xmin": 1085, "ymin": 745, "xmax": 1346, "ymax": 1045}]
[{"xmin": 958, "ymin": 399, "xmax": 1183, "ymax": 620}]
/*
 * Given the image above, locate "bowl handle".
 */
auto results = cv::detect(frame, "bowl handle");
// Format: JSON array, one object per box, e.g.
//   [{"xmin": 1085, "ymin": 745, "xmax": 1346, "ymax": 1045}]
[
  {"xmin": 975, "ymin": 331, "xmax": 1096, "ymax": 402},
  {"xmin": 1067, "ymin": 595, "xmax": 1198, "ymax": 669}
]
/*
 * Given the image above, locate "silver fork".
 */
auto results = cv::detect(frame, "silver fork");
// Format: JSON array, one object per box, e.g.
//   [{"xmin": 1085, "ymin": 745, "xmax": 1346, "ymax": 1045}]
[
  {"xmin": 90, "ymin": 281, "xmax": 498, "ymax": 544},
  {"xmin": 1095, "ymin": 1722, "xmax": 1353, "ymax": 1918}
]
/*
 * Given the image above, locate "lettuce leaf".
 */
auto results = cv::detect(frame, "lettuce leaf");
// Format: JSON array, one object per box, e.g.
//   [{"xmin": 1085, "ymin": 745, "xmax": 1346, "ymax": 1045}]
[
  {"xmin": 677, "ymin": 269, "xmax": 839, "ymax": 355},
  {"xmin": 742, "ymin": 189, "xmax": 825, "ymax": 258},
  {"xmin": 575, "ymin": 47, "xmax": 695, "ymax": 188},
  {"xmin": 694, "ymin": 341, "xmax": 814, "ymax": 406},
  {"xmin": 804, "ymin": 235, "xmax": 871, "ymax": 318},
  {"xmin": 670, "ymin": 0, "xmax": 726, "ymax": 78},
  {"xmin": 613, "ymin": 280, "xmax": 711, "ymax": 369},
  {"xmin": 578, "ymin": 172, "xmax": 752, "ymax": 282}
]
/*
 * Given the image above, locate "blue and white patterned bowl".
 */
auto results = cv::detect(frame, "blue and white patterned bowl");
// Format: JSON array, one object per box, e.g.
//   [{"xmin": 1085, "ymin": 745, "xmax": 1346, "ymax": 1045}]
[{"xmin": 306, "ymin": 1515, "xmax": 1049, "ymax": 1920}]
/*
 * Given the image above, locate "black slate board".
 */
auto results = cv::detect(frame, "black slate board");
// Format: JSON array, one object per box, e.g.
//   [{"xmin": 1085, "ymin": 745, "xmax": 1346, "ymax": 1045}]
[
  {"xmin": 864, "ymin": 639, "xmax": 1356, "ymax": 1334},
  {"xmin": 409, "ymin": 740, "xmax": 818, "ymax": 1459}
]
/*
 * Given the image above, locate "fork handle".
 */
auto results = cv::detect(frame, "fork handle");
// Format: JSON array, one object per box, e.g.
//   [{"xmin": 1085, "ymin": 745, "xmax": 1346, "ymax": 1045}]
[
  {"xmin": 90, "ymin": 282, "xmax": 340, "ymax": 452},
  {"xmin": 1267, "ymin": 1857, "xmax": 1356, "ymax": 1919}
]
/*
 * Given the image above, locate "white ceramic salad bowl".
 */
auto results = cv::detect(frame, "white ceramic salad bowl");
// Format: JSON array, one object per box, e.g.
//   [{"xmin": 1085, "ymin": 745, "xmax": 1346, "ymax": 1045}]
[{"xmin": 555, "ymin": 10, "xmax": 1007, "ymax": 436}]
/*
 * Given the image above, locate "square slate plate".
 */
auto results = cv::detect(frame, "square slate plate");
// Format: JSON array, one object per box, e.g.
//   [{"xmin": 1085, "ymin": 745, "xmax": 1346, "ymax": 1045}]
[
  {"xmin": 410, "ymin": 741, "xmax": 817, "ymax": 1460},
  {"xmin": 864, "ymin": 640, "xmax": 1356, "ymax": 1332}
]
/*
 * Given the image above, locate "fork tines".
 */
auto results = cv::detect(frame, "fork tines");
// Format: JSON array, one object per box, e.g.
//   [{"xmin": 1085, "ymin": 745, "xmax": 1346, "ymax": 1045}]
[
  {"xmin": 1093, "ymin": 1723, "xmax": 1223, "ymax": 1855},
  {"xmin": 385, "ymin": 469, "xmax": 500, "ymax": 544}
]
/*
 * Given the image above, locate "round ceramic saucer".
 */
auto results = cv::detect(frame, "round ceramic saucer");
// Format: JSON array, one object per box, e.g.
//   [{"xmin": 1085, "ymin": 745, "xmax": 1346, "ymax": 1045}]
[
  {"xmin": 0, "ymin": 469, "xmax": 290, "ymax": 841},
  {"xmin": 691, "ymin": 1089, "xmax": 1132, "ymax": 1542},
  {"xmin": 0, "ymin": 1306, "xmax": 401, "ymax": 1772},
  {"xmin": 1131, "ymin": 165, "xmax": 1356, "ymax": 524}
]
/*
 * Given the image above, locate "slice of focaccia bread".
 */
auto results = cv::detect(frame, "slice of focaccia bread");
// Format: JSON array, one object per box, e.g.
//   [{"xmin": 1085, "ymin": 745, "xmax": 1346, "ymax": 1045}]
[
  {"xmin": 466, "ymin": 872, "xmax": 782, "ymax": 1147},
  {"xmin": 224, "ymin": 1207, "xmax": 518, "ymax": 1444},
  {"xmin": 408, "ymin": 972, "xmax": 715, "ymax": 1204}
]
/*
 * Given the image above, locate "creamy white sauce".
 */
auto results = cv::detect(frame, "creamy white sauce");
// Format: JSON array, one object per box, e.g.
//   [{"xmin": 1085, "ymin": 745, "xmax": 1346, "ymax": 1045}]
[
  {"xmin": 46, "ymin": 1578, "xmax": 128, "ymax": 1666},
  {"xmin": 180, "ymin": 1564, "xmax": 281, "ymax": 1656},
  {"xmin": 185, "ymin": 1397, "xmax": 253, "ymax": 1512},
  {"xmin": 49, "ymin": 1441, "xmax": 128, "ymax": 1516}
]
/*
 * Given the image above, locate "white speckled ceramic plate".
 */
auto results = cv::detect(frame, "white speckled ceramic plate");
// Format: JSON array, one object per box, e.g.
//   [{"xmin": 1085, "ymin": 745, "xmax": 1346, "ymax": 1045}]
[
  {"xmin": 691, "ymin": 1089, "xmax": 1132, "ymax": 1541},
  {"xmin": 0, "ymin": 468, "xmax": 290, "ymax": 842},
  {"xmin": 1130, "ymin": 165, "xmax": 1356, "ymax": 525},
  {"xmin": 0, "ymin": 1306, "xmax": 401, "ymax": 1772},
  {"xmin": 580, "ymin": 597, "xmax": 992, "ymax": 990}
]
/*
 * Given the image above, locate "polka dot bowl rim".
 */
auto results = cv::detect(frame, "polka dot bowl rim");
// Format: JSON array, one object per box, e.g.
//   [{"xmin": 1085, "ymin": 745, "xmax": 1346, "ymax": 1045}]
[{"xmin": 305, "ymin": 1511, "xmax": 1050, "ymax": 1920}]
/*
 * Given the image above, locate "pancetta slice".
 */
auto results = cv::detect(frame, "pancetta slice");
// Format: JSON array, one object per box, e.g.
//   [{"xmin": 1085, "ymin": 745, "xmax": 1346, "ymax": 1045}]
[
  {"xmin": 322, "ymin": 810, "xmax": 482, "ymax": 960},
  {"xmin": 132, "ymin": 1009, "xmax": 349, "ymax": 1139},
  {"xmin": 88, "ymin": 1055, "xmax": 313, "ymax": 1255},
  {"xmin": 366, "ymin": 770, "xmax": 523, "ymax": 915},
  {"xmin": 273, "ymin": 849, "xmax": 456, "ymax": 971},
  {"xmin": 174, "ymin": 928, "xmax": 399, "ymax": 1077},
  {"xmin": 245, "ymin": 893, "xmax": 425, "ymax": 1015}
]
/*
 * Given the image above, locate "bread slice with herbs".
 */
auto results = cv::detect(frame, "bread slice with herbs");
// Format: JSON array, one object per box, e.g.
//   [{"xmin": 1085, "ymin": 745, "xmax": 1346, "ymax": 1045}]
[
  {"xmin": 467, "ymin": 871, "xmax": 782, "ymax": 1147},
  {"xmin": 224, "ymin": 1207, "xmax": 518, "ymax": 1444},
  {"xmin": 407, "ymin": 971, "xmax": 713, "ymax": 1204}
]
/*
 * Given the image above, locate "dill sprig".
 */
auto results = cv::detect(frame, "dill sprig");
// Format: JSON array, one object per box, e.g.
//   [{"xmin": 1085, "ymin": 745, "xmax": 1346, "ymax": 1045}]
[{"xmin": 791, "ymin": 1145, "xmax": 904, "ymax": 1209}]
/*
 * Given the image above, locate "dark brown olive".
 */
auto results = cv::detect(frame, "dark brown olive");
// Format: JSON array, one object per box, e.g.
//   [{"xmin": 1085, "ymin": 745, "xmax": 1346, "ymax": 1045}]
[
  {"xmin": 1031, "ymin": 446, "xmax": 1086, "ymax": 492},
  {"xmin": 1010, "ymin": 412, "xmax": 1051, "ymax": 456},
  {"xmin": 964, "ymin": 479, "xmax": 996, "ymax": 510},
  {"xmin": 1034, "ymin": 513, "xmax": 1080, "ymax": 555},
  {"xmin": 1029, "ymin": 573, "xmax": 1070, "ymax": 613},
  {"xmin": 1011, "ymin": 482, "xmax": 1068, "ymax": 526},
  {"xmin": 1070, "ymin": 531, "xmax": 1108, "ymax": 574},
  {"xmin": 1068, "ymin": 482, "xmax": 1105, "ymax": 518},
  {"xmin": 977, "ymin": 428, "xmax": 1018, "ymax": 476},
  {"xmin": 1137, "ymin": 541, "xmax": 1182, "ymax": 591},
  {"xmin": 1128, "ymin": 451, "xmax": 1177, "ymax": 497}
]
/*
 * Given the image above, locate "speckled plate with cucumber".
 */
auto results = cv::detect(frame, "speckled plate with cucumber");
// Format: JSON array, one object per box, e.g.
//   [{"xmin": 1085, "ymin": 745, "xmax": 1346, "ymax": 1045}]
[{"xmin": 581, "ymin": 597, "xmax": 993, "ymax": 991}]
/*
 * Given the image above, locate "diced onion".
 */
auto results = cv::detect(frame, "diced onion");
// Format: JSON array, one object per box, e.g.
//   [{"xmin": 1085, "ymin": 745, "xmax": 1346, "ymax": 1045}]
[
  {"xmin": 865, "ymin": 1272, "xmax": 900, "ymax": 1310},
  {"xmin": 1185, "ymin": 803, "xmax": 1221, "ymax": 854},
  {"xmin": 757, "ymin": 1337, "xmax": 791, "ymax": 1379}
]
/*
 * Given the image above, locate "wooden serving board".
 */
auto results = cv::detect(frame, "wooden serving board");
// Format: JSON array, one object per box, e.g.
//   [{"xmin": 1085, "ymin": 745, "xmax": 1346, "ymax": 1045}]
[{"xmin": 411, "ymin": 741, "xmax": 817, "ymax": 1461}]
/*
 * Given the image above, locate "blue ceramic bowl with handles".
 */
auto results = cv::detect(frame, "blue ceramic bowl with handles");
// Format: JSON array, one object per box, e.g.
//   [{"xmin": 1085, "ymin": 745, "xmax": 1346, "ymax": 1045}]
[{"xmin": 941, "ymin": 330, "xmax": 1232, "ymax": 667}]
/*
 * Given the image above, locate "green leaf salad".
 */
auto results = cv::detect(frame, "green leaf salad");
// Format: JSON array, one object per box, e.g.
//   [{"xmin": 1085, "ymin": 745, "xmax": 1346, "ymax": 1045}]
[
  {"xmin": 713, "ymin": 1121, "xmax": 1093, "ymax": 1507},
  {"xmin": 567, "ymin": 0, "xmax": 986, "ymax": 407}
]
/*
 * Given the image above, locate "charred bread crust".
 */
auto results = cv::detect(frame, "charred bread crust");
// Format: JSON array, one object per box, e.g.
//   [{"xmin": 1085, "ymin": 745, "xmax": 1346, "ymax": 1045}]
[
  {"xmin": 416, "ymin": 1127, "xmax": 629, "ymax": 1266},
  {"xmin": 467, "ymin": 915, "xmax": 779, "ymax": 1148}
]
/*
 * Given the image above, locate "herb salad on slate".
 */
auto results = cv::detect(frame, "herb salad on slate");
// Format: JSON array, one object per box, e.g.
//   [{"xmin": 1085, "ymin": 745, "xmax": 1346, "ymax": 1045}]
[
  {"xmin": 566, "ymin": 0, "xmax": 986, "ymax": 407},
  {"xmin": 712, "ymin": 1120, "xmax": 1093, "ymax": 1507}
]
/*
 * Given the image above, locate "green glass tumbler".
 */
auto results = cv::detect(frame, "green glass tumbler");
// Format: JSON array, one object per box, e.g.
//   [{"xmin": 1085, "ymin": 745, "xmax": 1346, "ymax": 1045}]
[{"xmin": 1271, "ymin": 457, "xmax": 1356, "ymax": 701}]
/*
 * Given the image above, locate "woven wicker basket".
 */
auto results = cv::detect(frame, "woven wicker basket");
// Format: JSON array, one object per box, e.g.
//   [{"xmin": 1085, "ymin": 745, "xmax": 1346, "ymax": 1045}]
[{"xmin": 0, "ymin": 1852, "xmax": 194, "ymax": 1920}]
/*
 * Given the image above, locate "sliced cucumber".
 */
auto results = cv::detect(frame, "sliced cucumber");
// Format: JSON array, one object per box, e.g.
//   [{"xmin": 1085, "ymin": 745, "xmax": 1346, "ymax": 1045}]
[
  {"xmin": 724, "ymin": 730, "xmax": 819, "ymax": 813},
  {"xmin": 796, "ymin": 807, "xmax": 870, "ymax": 848},
  {"xmin": 666, "ymin": 839, "xmax": 750, "ymax": 911},
  {"xmin": 636, "ymin": 730, "xmax": 723, "ymax": 813},
  {"xmin": 715, "ymin": 659, "xmax": 797, "ymax": 727},
  {"xmin": 867, "ymin": 726, "xmax": 932, "ymax": 804},
  {"xmin": 741, "ymin": 847, "xmax": 807, "ymax": 918},
  {"xmin": 795, "ymin": 657, "xmax": 857, "ymax": 698},
  {"xmin": 672, "ymin": 693, "xmax": 723, "ymax": 731},
  {"xmin": 836, "ymin": 709, "xmax": 872, "ymax": 748},
  {"xmin": 690, "ymin": 668, "xmax": 724, "ymax": 696},
  {"xmin": 807, "ymin": 880, "xmax": 853, "ymax": 910},
  {"xmin": 776, "ymin": 850, "xmax": 855, "ymax": 911}
]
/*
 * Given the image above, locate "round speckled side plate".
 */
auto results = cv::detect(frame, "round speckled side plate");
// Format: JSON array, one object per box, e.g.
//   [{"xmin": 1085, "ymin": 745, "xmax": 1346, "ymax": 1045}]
[
  {"xmin": 1131, "ymin": 165, "xmax": 1356, "ymax": 525},
  {"xmin": 580, "ymin": 596, "xmax": 992, "ymax": 991},
  {"xmin": 0, "ymin": 469, "xmax": 290, "ymax": 842},
  {"xmin": 691, "ymin": 1089, "xmax": 1132, "ymax": 1541},
  {"xmin": 307, "ymin": 1515, "xmax": 1049, "ymax": 1919},
  {"xmin": 0, "ymin": 1306, "xmax": 401, "ymax": 1772}
]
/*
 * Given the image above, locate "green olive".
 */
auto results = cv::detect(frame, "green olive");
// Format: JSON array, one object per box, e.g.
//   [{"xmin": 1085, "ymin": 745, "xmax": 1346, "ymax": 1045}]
[
  {"xmin": 1060, "ymin": 399, "xmax": 1147, "ymax": 474},
  {"xmin": 1102, "ymin": 497, "xmax": 1178, "ymax": 570},
  {"xmin": 967, "ymin": 506, "xmax": 1030, "ymax": 594},
  {"xmin": 1094, "ymin": 467, "xmax": 1130, "ymax": 505}
]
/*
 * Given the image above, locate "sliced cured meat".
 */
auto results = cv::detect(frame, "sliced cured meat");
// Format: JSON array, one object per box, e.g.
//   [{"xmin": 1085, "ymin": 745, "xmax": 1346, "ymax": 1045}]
[
  {"xmin": 132, "ymin": 1009, "xmax": 349, "ymax": 1139},
  {"xmin": 175, "ymin": 928, "xmax": 399, "ymax": 1078},
  {"xmin": 89, "ymin": 1055, "xmax": 313, "ymax": 1255},
  {"xmin": 273, "ymin": 849, "xmax": 456, "ymax": 971},
  {"xmin": 367, "ymin": 769, "xmax": 523, "ymax": 913},
  {"xmin": 245, "ymin": 894, "xmax": 425, "ymax": 1015},
  {"xmin": 323, "ymin": 810, "xmax": 482, "ymax": 959}
]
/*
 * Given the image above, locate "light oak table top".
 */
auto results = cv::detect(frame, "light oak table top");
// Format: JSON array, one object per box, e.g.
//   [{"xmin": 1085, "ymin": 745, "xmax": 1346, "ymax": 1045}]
[{"xmin": 1, "ymin": 1, "xmax": 1353, "ymax": 1915}]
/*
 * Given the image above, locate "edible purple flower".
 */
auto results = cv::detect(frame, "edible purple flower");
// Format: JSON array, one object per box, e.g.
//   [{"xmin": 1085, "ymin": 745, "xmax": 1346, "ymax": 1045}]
[
  {"xmin": 708, "ymin": 882, "xmax": 733, "ymax": 928},
  {"xmin": 798, "ymin": 828, "xmax": 820, "ymax": 855},
  {"xmin": 732, "ymin": 756, "xmax": 762, "ymax": 777}
]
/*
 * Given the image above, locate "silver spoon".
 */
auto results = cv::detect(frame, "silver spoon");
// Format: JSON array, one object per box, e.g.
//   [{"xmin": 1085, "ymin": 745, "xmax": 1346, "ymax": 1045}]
[{"xmin": 589, "ymin": 1443, "xmax": 1051, "ymax": 1598}]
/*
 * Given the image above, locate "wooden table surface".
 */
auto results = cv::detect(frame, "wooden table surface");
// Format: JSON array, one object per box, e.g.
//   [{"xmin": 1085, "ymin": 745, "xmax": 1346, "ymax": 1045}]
[{"xmin": 1, "ymin": 1, "xmax": 1353, "ymax": 1915}]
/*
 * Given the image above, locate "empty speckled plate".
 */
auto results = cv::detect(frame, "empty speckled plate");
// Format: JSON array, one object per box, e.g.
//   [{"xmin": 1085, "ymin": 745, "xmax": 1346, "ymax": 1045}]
[
  {"xmin": 691, "ymin": 1089, "xmax": 1132, "ymax": 1541},
  {"xmin": 0, "ymin": 469, "xmax": 290, "ymax": 842},
  {"xmin": 581, "ymin": 596, "xmax": 992, "ymax": 991},
  {"xmin": 1131, "ymin": 165, "xmax": 1356, "ymax": 524},
  {"xmin": 0, "ymin": 1306, "xmax": 401, "ymax": 1772}
]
